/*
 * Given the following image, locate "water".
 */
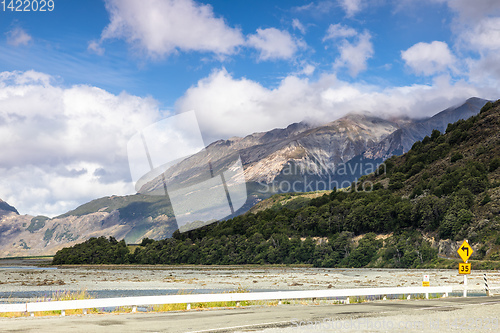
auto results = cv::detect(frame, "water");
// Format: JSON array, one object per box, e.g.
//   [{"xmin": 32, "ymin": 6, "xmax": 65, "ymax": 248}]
[{"xmin": 0, "ymin": 266, "xmax": 57, "ymax": 270}]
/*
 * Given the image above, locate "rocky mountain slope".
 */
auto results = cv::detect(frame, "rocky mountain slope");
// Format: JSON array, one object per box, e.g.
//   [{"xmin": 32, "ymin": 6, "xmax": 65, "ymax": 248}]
[
  {"xmin": 0, "ymin": 97, "xmax": 488, "ymax": 257},
  {"xmin": 0, "ymin": 195, "xmax": 177, "ymax": 257},
  {"xmin": 143, "ymin": 97, "xmax": 487, "ymax": 210},
  {"xmin": 364, "ymin": 97, "xmax": 487, "ymax": 160}
]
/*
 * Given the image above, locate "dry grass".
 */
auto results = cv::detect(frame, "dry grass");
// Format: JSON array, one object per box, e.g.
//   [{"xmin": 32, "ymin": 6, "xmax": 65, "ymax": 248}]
[{"xmin": 0, "ymin": 289, "xmax": 98, "ymax": 318}]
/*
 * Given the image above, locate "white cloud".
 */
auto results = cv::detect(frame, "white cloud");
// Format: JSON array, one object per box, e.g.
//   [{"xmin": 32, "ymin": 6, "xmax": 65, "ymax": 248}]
[
  {"xmin": 0, "ymin": 70, "xmax": 162, "ymax": 216},
  {"xmin": 300, "ymin": 64, "xmax": 316, "ymax": 76},
  {"xmin": 323, "ymin": 23, "xmax": 358, "ymax": 41},
  {"xmin": 97, "ymin": 0, "xmax": 244, "ymax": 58},
  {"xmin": 437, "ymin": 0, "xmax": 500, "ymax": 22},
  {"xmin": 247, "ymin": 28, "xmax": 303, "ymax": 61},
  {"xmin": 0, "ymin": 69, "xmax": 490, "ymax": 216},
  {"xmin": 176, "ymin": 68, "xmax": 485, "ymax": 143},
  {"xmin": 5, "ymin": 27, "xmax": 32, "ymax": 47},
  {"xmin": 334, "ymin": 31, "xmax": 374, "ymax": 77},
  {"xmin": 401, "ymin": 41, "xmax": 456, "ymax": 76},
  {"xmin": 401, "ymin": 1, "xmax": 500, "ymax": 89},
  {"xmin": 293, "ymin": 1, "xmax": 336, "ymax": 14},
  {"xmin": 87, "ymin": 40, "xmax": 105, "ymax": 55},
  {"xmin": 323, "ymin": 25, "xmax": 373, "ymax": 77},
  {"xmin": 292, "ymin": 18, "xmax": 306, "ymax": 34},
  {"xmin": 339, "ymin": 0, "xmax": 362, "ymax": 17},
  {"xmin": 467, "ymin": 53, "xmax": 500, "ymax": 89},
  {"xmin": 461, "ymin": 18, "xmax": 500, "ymax": 51}
]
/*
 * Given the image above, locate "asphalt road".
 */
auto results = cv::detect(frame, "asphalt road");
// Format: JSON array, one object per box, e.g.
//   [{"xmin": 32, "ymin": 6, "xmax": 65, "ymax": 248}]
[{"xmin": 1, "ymin": 296, "xmax": 499, "ymax": 333}]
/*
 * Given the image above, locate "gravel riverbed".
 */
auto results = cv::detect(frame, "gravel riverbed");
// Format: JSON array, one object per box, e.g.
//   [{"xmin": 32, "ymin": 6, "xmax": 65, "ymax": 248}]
[{"xmin": 0, "ymin": 259, "xmax": 498, "ymax": 303}]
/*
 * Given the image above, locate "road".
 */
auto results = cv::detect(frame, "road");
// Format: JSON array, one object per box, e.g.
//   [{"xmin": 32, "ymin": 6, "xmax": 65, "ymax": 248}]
[{"xmin": 0, "ymin": 296, "xmax": 499, "ymax": 333}]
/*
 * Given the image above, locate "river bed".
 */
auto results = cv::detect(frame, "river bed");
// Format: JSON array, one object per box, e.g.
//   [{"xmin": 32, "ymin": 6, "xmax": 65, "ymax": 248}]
[{"xmin": 0, "ymin": 259, "xmax": 497, "ymax": 303}]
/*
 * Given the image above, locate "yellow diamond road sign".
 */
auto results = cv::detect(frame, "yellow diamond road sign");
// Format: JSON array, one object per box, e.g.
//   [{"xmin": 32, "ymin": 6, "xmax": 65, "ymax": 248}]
[{"xmin": 457, "ymin": 240, "xmax": 473, "ymax": 262}]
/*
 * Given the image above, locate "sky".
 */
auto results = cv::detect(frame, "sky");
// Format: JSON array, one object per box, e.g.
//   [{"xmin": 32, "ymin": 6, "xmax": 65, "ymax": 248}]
[{"xmin": 1, "ymin": 0, "xmax": 500, "ymax": 217}]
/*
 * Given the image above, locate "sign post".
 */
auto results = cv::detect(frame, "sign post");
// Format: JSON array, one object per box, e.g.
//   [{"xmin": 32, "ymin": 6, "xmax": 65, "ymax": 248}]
[
  {"xmin": 457, "ymin": 240, "xmax": 473, "ymax": 297},
  {"xmin": 422, "ymin": 275, "xmax": 430, "ymax": 287}
]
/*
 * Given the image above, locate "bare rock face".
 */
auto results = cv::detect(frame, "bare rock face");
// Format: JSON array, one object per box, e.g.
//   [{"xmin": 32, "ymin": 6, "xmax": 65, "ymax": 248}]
[
  {"xmin": 142, "ymin": 112, "xmax": 400, "ymax": 193},
  {"xmin": 436, "ymin": 239, "xmax": 462, "ymax": 258}
]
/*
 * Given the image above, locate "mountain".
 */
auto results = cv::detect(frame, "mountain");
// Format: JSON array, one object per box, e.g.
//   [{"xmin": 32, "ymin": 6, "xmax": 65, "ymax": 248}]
[
  {"xmin": 53, "ymin": 98, "xmax": 500, "ymax": 268},
  {"xmin": 364, "ymin": 97, "xmax": 488, "ymax": 160},
  {"xmin": 0, "ymin": 199, "xmax": 18, "ymax": 216},
  {"xmin": 140, "ymin": 111, "xmax": 400, "ymax": 211},
  {"xmin": 0, "ymin": 195, "xmax": 177, "ymax": 257},
  {"xmin": 0, "ymin": 97, "xmax": 489, "ymax": 257},
  {"xmin": 142, "ymin": 97, "xmax": 487, "ymax": 212}
]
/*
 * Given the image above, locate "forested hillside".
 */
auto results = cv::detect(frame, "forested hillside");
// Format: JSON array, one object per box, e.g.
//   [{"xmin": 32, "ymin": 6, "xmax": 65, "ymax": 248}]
[{"xmin": 53, "ymin": 100, "xmax": 500, "ymax": 268}]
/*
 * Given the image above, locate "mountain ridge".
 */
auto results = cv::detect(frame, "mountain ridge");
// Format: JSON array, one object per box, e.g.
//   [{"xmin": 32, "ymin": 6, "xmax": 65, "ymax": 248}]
[{"xmin": 0, "ymin": 97, "xmax": 489, "ymax": 257}]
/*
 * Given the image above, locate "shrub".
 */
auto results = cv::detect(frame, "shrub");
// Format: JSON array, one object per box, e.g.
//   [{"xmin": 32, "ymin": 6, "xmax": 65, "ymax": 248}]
[
  {"xmin": 489, "ymin": 158, "xmax": 500, "ymax": 172},
  {"xmin": 451, "ymin": 152, "xmax": 463, "ymax": 163}
]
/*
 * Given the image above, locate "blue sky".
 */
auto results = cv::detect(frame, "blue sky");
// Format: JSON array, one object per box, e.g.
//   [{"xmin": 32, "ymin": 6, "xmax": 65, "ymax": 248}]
[
  {"xmin": 1, "ymin": 0, "xmax": 459, "ymax": 104},
  {"xmin": 1, "ymin": 0, "xmax": 500, "ymax": 216}
]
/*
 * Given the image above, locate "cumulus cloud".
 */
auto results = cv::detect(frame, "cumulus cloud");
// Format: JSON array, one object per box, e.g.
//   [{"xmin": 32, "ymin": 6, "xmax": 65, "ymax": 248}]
[
  {"xmin": 0, "ymin": 69, "xmax": 490, "ymax": 216},
  {"xmin": 96, "ymin": 0, "xmax": 244, "ymax": 58},
  {"xmin": 335, "ymin": 32, "xmax": 374, "ymax": 77},
  {"xmin": 467, "ymin": 53, "xmax": 500, "ymax": 89},
  {"xmin": 460, "ymin": 18, "xmax": 500, "ymax": 51},
  {"xmin": 176, "ymin": 68, "xmax": 486, "ymax": 143},
  {"xmin": 0, "ymin": 70, "xmax": 161, "ymax": 216},
  {"xmin": 339, "ymin": 0, "xmax": 362, "ymax": 17},
  {"xmin": 401, "ymin": 41, "xmax": 456, "ymax": 76},
  {"xmin": 5, "ymin": 27, "xmax": 32, "ymax": 47},
  {"xmin": 247, "ymin": 28, "xmax": 303, "ymax": 61},
  {"xmin": 87, "ymin": 40, "xmax": 105, "ymax": 55},
  {"xmin": 437, "ymin": 0, "xmax": 500, "ymax": 22},
  {"xmin": 292, "ymin": 18, "xmax": 306, "ymax": 34},
  {"xmin": 323, "ymin": 23, "xmax": 358, "ymax": 41},
  {"xmin": 300, "ymin": 63, "xmax": 316, "ymax": 76},
  {"xmin": 399, "ymin": 1, "xmax": 499, "ymax": 89},
  {"xmin": 323, "ymin": 25, "xmax": 373, "ymax": 77}
]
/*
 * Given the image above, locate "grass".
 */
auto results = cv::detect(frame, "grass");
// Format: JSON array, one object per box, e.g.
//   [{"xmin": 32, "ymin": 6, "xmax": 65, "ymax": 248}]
[
  {"xmin": 34, "ymin": 290, "xmax": 99, "ymax": 317},
  {"xmin": 0, "ymin": 290, "xmax": 98, "ymax": 318}
]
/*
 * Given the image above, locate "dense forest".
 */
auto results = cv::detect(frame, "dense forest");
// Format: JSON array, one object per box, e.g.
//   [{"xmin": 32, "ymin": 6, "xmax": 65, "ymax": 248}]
[{"xmin": 52, "ymin": 100, "xmax": 500, "ymax": 268}]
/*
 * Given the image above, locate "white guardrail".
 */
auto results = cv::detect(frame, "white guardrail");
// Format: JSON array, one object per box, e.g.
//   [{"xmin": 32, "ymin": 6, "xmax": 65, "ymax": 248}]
[{"xmin": 0, "ymin": 286, "xmax": 453, "ymax": 316}]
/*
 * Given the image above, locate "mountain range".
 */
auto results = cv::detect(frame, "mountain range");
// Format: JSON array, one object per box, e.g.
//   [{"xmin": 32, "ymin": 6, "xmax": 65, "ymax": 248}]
[{"xmin": 0, "ymin": 97, "xmax": 488, "ymax": 257}]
